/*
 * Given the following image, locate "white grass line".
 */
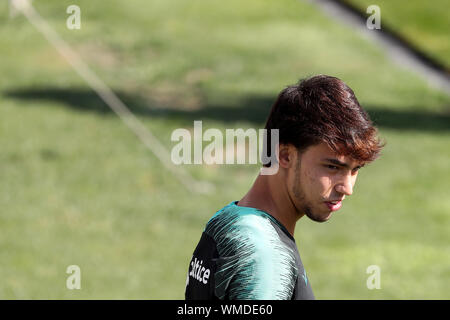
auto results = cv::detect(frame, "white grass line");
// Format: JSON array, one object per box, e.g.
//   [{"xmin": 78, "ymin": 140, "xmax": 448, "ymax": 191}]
[
  {"xmin": 11, "ymin": 0, "xmax": 213, "ymax": 194},
  {"xmin": 307, "ymin": 0, "xmax": 450, "ymax": 94}
]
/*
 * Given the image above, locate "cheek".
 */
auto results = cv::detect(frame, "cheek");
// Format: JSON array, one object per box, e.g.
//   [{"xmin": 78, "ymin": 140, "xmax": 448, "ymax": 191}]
[
  {"xmin": 317, "ymin": 176, "xmax": 333, "ymax": 195},
  {"xmin": 305, "ymin": 169, "xmax": 333, "ymax": 195},
  {"xmin": 352, "ymin": 173, "xmax": 358, "ymax": 187}
]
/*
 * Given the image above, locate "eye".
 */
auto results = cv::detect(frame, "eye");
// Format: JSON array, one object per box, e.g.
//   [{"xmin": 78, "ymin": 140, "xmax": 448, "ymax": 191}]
[
  {"xmin": 352, "ymin": 167, "xmax": 362, "ymax": 174},
  {"xmin": 326, "ymin": 164, "xmax": 339, "ymax": 170}
]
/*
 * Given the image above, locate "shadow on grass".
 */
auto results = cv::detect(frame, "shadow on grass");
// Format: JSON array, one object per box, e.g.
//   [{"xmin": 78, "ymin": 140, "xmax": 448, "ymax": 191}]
[{"xmin": 3, "ymin": 86, "xmax": 450, "ymax": 131}]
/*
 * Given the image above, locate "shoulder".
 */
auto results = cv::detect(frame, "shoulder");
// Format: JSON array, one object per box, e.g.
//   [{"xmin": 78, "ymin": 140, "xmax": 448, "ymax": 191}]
[
  {"xmin": 205, "ymin": 202, "xmax": 277, "ymax": 248},
  {"xmin": 205, "ymin": 202, "xmax": 298, "ymax": 263},
  {"xmin": 206, "ymin": 203, "xmax": 298, "ymax": 299}
]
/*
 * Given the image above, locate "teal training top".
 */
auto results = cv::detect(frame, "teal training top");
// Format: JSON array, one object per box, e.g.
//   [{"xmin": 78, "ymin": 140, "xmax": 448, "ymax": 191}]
[{"xmin": 185, "ymin": 201, "xmax": 315, "ymax": 300}]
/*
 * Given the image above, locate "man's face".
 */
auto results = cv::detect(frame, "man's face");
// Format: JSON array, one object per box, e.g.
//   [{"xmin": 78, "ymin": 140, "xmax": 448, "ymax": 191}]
[{"xmin": 287, "ymin": 142, "xmax": 365, "ymax": 222}]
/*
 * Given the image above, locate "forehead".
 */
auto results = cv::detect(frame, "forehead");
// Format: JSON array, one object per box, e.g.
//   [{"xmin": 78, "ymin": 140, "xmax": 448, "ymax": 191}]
[{"xmin": 301, "ymin": 142, "xmax": 365, "ymax": 167}]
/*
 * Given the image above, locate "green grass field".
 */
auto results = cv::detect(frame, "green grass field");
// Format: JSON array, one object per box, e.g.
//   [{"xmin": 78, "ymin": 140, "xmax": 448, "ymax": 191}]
[
  {"xmin": 0, "ymin": 0, "xmax": 449, "ymax": 299},
  {"xmin": 346, "ymin": 0, "xmax": 450, "ymax": 67}
]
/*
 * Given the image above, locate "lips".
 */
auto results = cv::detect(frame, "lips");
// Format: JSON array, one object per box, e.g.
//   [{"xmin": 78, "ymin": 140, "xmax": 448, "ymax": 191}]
[{"xmin": 324, "ymin": 200, "xmax": 342, "ymax": 212}]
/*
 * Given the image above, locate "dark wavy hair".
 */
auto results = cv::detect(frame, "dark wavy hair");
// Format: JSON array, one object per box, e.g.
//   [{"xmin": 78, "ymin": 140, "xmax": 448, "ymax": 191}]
[{"xmin": 263, "ymin": 75, "xmax": 384, "ymax": 166}]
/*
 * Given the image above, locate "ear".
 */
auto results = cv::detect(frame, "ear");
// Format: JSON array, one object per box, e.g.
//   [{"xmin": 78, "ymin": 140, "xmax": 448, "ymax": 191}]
[{"xmin": 278, "ymin": 144, "xmax": 295, "ymax": 169}]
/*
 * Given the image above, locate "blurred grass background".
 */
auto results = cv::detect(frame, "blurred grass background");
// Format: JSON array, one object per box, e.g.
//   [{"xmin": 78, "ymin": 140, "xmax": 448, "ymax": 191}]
[
  {"xmin": 346, "ymin": 0, "xmax": 450, "ymax": 67},
  {"xmin": 0, "ymin": 0, "xmax": 449, "ymax": 299}
]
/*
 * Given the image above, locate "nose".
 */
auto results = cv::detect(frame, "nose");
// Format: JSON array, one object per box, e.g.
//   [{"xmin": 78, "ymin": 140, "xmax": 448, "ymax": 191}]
[{"xmin": 335, "ymin": 174, "xmax": 354, "ymax": 196}]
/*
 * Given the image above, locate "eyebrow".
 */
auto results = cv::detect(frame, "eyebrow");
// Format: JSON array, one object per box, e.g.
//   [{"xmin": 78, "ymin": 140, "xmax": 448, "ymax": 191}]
[{"xmin": 323, "ymin": 158, "xmax": 365, "ymax": 170}]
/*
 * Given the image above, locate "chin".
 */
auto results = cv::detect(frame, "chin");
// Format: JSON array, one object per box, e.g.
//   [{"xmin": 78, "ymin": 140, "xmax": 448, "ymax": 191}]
[{"xmin": 306, "ymin": 209, "xmax": 333, "ymax": 223}]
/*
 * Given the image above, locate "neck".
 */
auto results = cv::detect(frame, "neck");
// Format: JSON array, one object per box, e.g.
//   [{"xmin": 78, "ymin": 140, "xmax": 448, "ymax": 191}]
[{"xmin": 238, "ymin": 172, "xmax": 304, "ymax": 237}]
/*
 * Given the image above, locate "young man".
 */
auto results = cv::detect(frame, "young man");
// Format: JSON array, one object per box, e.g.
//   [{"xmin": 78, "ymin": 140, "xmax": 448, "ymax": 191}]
[{"xmin": 185, "ymin": 75, "xmax": 384, "ymax": 300}]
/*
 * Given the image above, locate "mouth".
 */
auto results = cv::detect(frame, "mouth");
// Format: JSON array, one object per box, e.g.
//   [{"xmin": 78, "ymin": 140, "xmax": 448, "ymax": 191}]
[{"xmin": 324, "ymin": 200, "xmax": 343, "ymax": 212}]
